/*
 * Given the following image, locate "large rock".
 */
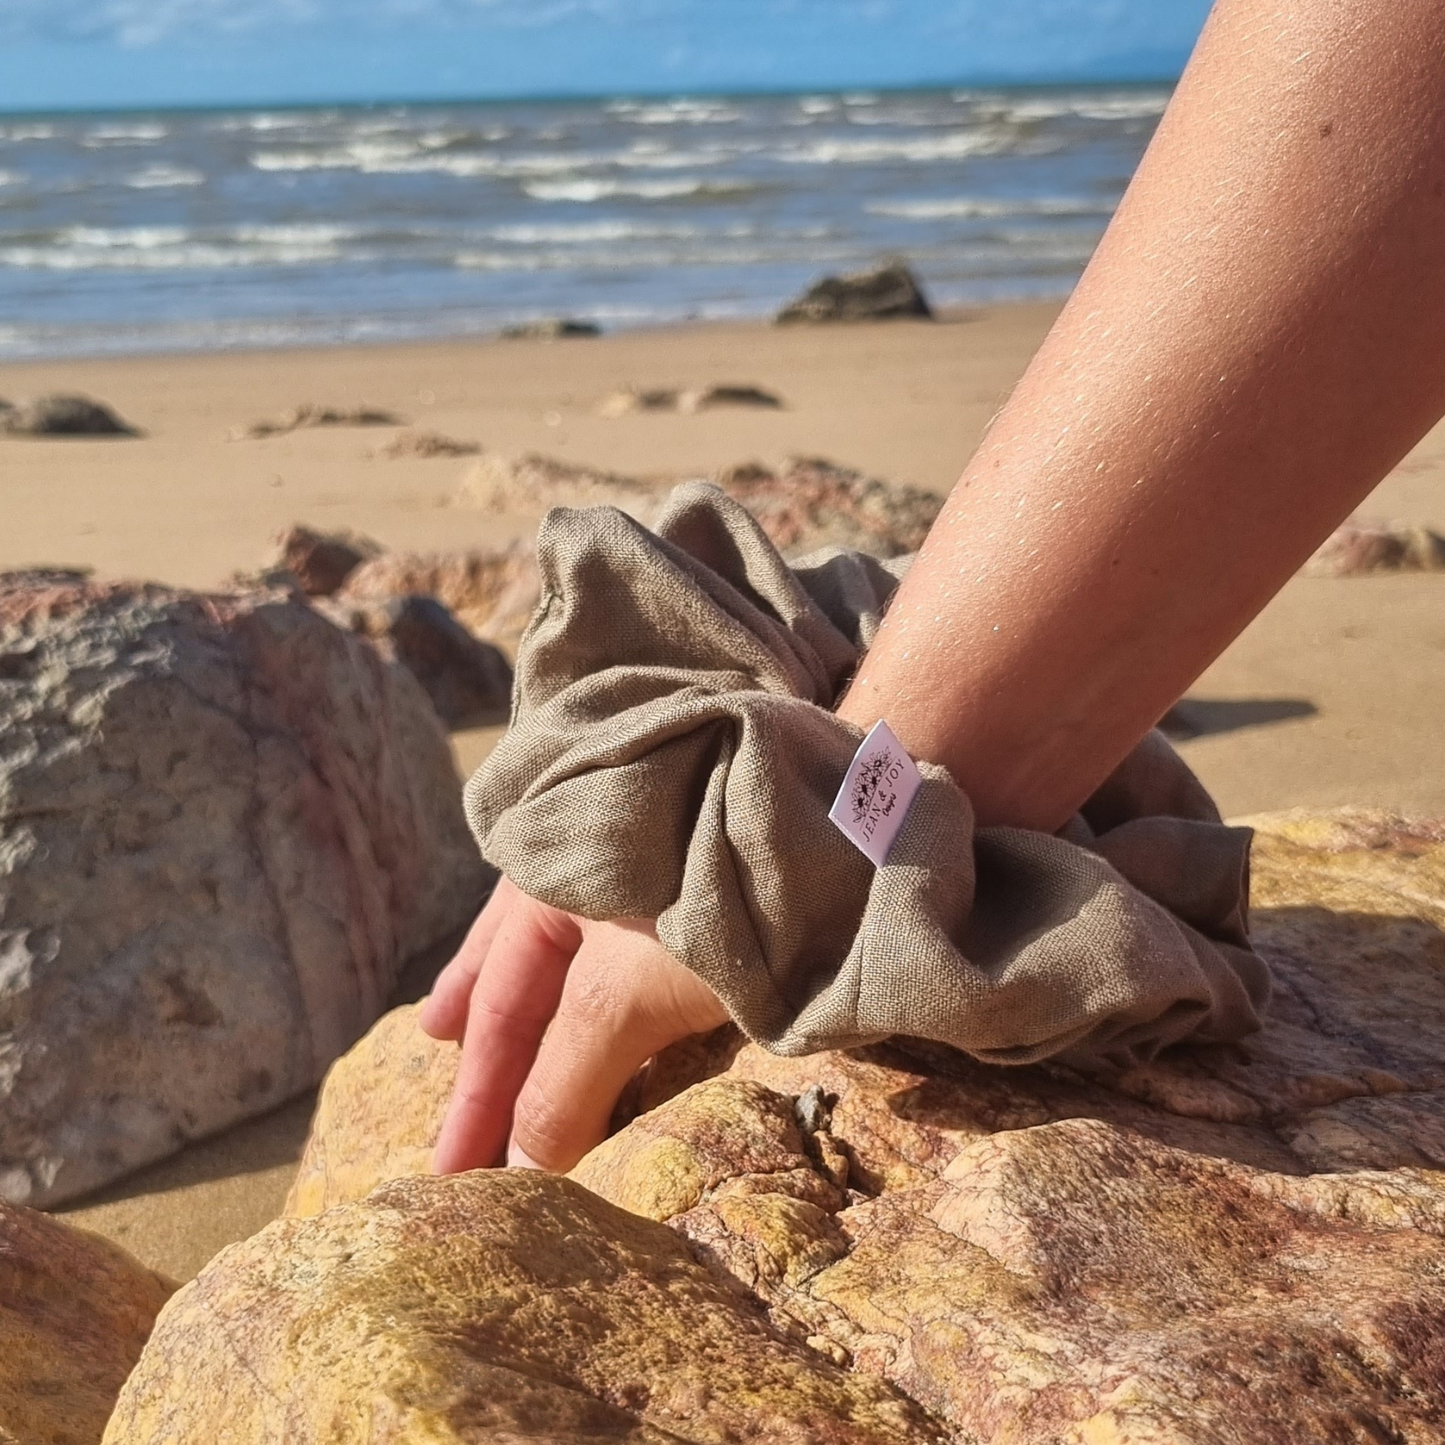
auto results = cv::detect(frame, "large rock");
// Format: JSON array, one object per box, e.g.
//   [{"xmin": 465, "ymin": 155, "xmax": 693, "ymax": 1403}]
[
  {"xmin": 339, "ymin": 542, "xmax": 541, "ymax": 654},
  {"xmin": 318, "ymin": 594, "xmax": 513, "ymax": 729},
  {"xmin": 713, "ymin": 456, "xmax": 940, "ymax": 558},
  {"xmin": 776, "ymin": 262, "xmax": 933, "ymax": 325},
  {"xmin": 106, "ymin": 1171, "xmax": 943, "ymax": 1443},
  {"xmin": 1, "ymin": 394, "xmax": 136, "ymax": 437},
  {"xmin": 0, "ymin": 574, "xmax": 486, "ymax": 1207},
  {"xmin": 0, "ymin": 1200, "xmax": 173, "ymax": 1445},
  {"xmin": 456, "ymin": 453, "xmax": 940, "ymax": 561},
  {"xmin": 277, "ymin": 810, "xmax": 1445, "ymax": 1439},
  {"xmin": 266, "ymin": 524, "xmax": 383, "ymax": 596}
]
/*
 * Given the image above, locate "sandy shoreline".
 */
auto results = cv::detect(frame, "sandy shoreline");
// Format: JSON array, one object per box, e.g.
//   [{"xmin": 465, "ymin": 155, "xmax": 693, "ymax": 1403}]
[{"xmin": 8, "ymin": 304, "xmax": 1443, "ymax": 1279}]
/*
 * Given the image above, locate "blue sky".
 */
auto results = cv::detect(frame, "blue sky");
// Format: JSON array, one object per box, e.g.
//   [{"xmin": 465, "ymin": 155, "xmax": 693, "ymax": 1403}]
[{"xmin": 0, "ymin": 0, "xmax": 1213, "ymax": 113}]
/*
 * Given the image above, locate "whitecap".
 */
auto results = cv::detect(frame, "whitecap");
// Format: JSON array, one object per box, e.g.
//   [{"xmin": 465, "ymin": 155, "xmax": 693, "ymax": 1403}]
[
  {"xmin": 83, "ymin": 122, "xmax": 168, "ymax": 147},
  {"xmin": 775, "ymin": 130, "xmax": 1018, "ymax": 166},
  {"xmin": 522, "ymin": 177, "xmax": 754, "ymax": 203},
  {"xmin": 125, "ymin": 165, "xmax": 206, "ymax": 190},
  {"xmin": 487, "ymin": 220, "xmax": 704, "ymax": 244},
  {"xmin": 868, "ymin": 196, "xmax": 1113, "ymax": 221}
]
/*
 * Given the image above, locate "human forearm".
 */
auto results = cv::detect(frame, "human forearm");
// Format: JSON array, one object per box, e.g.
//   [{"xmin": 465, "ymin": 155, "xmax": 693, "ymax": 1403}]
[{"xmin": 838, "ymin": 0, "xmax": 1445, "ymax": 830}]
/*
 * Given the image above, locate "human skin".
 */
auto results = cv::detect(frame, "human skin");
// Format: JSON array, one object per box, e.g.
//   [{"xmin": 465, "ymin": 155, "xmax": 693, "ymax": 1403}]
[{"xmin": 423, "ymin": 0, "xmax": 1445, "ymax": 1174}]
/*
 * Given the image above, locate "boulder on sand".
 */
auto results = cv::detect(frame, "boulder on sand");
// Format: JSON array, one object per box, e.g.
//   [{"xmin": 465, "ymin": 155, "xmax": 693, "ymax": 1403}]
[
  {"xmin": 776, "ymin": 260, "xmax": 933, "ymax": 324},
  {"xmin": 108, "ymin": 1170, "xmax": 940, "ymax": 1444},
  {"xmin": 273, "ymin": 810, "xmax": 1445, "ymax": 1441},
  {"xmin": 339, "ymin": 542, "xmax": 541, "ymax": 654},
  {"xmin": 1303, "ymin": 517, "xmax": 1445, "ymax": 576},
  {"xmin": 500, "ymin": 317, "xmax": 601, "ymax": 340},
  {"xmin": 455, "ymin": 452, "xmax": 940, "ymax": 560},
  {"xmin": 1, "ymin": 394, "xmax": 137, "ymax": 437},
  {"xmin": 713, "ymin": 455, "xmax": 940, "ymax": 557},
  {"xmin": 319, "ymin": 593, "xmax": 513, "ymax": 728},
  {"xmin": 266, "ymin": 523, "xmax": 383, "ymax": 596},
  {"xmin": 0, "ymin": 1201, "xmax": 174, "ymax": 1445},
  {"xmin": 0, "ymin": 572, "xmax": 486, "ymax": 1208}
]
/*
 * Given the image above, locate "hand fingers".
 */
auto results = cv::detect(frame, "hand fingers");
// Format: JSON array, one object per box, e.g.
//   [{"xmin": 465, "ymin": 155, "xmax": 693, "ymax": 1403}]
[
  {"xmin": 419, "ymin": 876, "xmax": 520, "ymax": 1042},
  {"xmin": 430, "ymin": 894, "xmax": 583, "ymax": 1175},
  {"xmin": 508, "ymin": 920, "xmax": 729, "ymax": 1173}
]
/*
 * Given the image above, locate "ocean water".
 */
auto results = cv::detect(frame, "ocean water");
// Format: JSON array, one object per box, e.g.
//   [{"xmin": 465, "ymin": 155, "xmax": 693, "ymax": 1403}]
[{"xmin": 0, "ymin": 87, "xmax": 1167, "ymax": 360}]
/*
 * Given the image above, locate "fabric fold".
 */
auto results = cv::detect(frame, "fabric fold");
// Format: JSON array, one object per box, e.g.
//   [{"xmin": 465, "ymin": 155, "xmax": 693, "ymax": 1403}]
[{"xmin": 465, "ymin": 482, "xmax": 1271, "ymax": 1069}]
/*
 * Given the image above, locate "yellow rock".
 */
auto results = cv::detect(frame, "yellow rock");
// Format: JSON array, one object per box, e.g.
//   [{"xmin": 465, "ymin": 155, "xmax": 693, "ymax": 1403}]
[
  {"xmin": 0, "ymin": 1202, "xmax": 173, "ymax": 1445},
  {"xmin": 104, "ymin": 1169, "xmax": 943, "ymax": 1443},
  {"xmin": 256, "ymin": 808, "xmax": 1445, "ymax": 1442},
  {"xmin": 284, "ymin": 1001, "xmax": 455, "ymax": 1219}
]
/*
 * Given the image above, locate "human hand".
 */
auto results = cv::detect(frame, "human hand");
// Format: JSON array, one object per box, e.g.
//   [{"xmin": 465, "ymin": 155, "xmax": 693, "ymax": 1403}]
[{"xmin": 419, "ymin": 876, "xmax": 729, "ymax": 1175}]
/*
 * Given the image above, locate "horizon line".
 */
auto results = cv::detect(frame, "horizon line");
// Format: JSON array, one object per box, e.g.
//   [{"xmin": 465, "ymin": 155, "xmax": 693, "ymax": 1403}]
[{"xmin": 0, "ymin": 73, "xmax": 1181, "ymax": 121}]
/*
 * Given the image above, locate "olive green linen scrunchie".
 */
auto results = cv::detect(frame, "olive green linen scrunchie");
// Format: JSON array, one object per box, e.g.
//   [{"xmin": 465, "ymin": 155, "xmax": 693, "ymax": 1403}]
[{"xmin": 464, "ymin": 482, "xmax": 1270, "ymax": 1068}]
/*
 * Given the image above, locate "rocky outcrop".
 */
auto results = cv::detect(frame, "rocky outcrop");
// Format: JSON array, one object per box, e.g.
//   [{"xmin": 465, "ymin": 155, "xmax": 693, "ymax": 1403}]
[
  {"xmin": 107, "ymin": 1170, "xmax": 942, "ymax": 1443},
  {"xmin": 1, "ymin": 394, "xmax": 136, "ymax": 437},
  {"xmin": 456, "ymin": 453, "xmax": 940, "ymax": 560},
  {"xmin": 319, "ymin": 594, "xmax": 512, "ymax": 728},
  {"xmin": 777, "ymin": 261, "xmax": 933, "ymax": 325},
  {"xmin": 713, "ymin": 456, "xmax": 940, "ymax": 557},
  {"xmin": 272, "ymin": 809, "xmax": 1445, "ymax": 1440},
  {"xmin": 1304, "ymin": 518, "xmax": 1445, "ymax": 576},
  {"xmin": 598, "ymin": 384, "xmax": 784, "ymax": 416},
  {"xmin": 0, "ymin": 573, "xmax": 486, "ymax": 1207},
  {"xmin": 0, "ymin": 1201, "xmax": 173, "ymax": 1445},
  {"xmin": 266, "ymin": 523, "xmax": 383, "ymax": 596},
  {"xmin": 339, "ymin": 542, "xmax": 541, "ymax": 653},
  {"xmin": 235, "ymin": 404, "xmax": 403, "ymax": 440}
]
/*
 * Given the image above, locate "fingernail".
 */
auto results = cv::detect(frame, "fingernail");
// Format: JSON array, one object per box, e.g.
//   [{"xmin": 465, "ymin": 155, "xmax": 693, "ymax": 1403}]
[{"xmin": 507, "ymin": 1141, "xmax": 544, "ymax": 1171}]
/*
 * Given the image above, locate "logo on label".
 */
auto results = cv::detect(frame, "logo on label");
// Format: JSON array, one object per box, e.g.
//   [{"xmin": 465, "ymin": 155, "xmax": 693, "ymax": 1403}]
[{"xmin": 829, "ymin": 719, "xmax": 923, "ymax": 867}]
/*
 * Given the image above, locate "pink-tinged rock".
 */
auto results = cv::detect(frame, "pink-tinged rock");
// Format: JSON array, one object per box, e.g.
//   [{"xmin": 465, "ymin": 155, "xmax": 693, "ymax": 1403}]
[
  {"xmin": 1303, "ymin": 518, "xmax": 1445, "ymax": 576},
  {"xmin": 0, "ymin": 573, "xmax": 486, "ymax": 1207},
  {"xmin": 0, "ymin": 1200, "xmax": 174, "ymax": 1444},
  {"xmin": 456, "ymin": 452, "xmax": 940, "ymax": 559},
  {"xmin": 266, "ymin": 524, "xmax": 383, "ymax": 597},
  {"xmin": 318, "ymin": 594, "xmax": 513, "ymax": 728},
  {"xmin": 339, "ymin": 542, "xmax": 541, "ymax": 652}
]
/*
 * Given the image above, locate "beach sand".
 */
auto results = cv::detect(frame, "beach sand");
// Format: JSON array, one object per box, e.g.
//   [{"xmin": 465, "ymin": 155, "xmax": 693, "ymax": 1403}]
[{"xmin": 7, "ymin": 304, "xmax": 1443, "ymax": 1279}]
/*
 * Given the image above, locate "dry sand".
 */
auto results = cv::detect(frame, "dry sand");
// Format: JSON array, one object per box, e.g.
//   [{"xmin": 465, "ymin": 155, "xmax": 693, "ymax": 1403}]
[{"xmin": 7, "ymin": 304, "xmax": 1443, "ymax": 1279}]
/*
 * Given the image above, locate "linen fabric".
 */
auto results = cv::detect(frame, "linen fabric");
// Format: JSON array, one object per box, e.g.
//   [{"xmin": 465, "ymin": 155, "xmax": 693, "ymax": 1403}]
[{"xmin": 464, "ymin": 482, "xmax": 1271, "ymax": 1068}]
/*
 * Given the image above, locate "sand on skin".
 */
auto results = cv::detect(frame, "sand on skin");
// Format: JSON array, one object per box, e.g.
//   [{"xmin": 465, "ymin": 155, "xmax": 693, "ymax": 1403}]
[{"xmin": 5, "ymin": 305, "xmax": 1442, "ymax": 1280}]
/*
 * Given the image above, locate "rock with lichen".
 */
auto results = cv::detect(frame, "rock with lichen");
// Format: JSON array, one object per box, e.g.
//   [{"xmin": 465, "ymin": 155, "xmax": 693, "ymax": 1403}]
[
  {"xmin": 272, "ymin": 808, "xmax": 1445, "ymax": 1441},
  {"xmin": 106, "ymin": 1170, "xmax": 944, "ymax": 1444},
  {"xmin": 0, "ymin": 572, "xmax": 486, "ymax": 1207},
  {"xmin": 0, "ymin": 1202, "xmax": 173, "ymax": 1445}
]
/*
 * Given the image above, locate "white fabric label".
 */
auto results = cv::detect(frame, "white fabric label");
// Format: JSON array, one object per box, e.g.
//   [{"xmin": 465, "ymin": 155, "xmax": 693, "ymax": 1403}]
[{"xmin": 828, "ymin": 719, "xmax": 923, "ymax": 867}]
